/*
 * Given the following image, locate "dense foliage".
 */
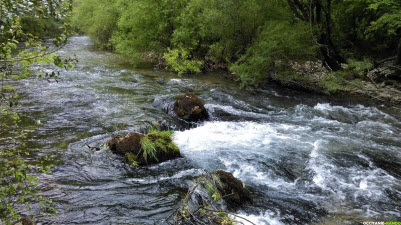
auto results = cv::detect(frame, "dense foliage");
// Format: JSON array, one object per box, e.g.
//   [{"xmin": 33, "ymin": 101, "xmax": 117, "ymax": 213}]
[
  {"xmin": 71, "ymin": 0, "xmax": 401, "ymax": 88},
  {"xmin": 1, "ymin": 0, "xmax": 74, "ymax": 223}
]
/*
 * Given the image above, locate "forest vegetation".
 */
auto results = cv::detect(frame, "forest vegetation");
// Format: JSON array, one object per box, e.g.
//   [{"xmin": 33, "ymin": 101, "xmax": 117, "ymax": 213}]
[{"xmin": 70, "ymin": 0, "xmax": 401, "ymax": 96}]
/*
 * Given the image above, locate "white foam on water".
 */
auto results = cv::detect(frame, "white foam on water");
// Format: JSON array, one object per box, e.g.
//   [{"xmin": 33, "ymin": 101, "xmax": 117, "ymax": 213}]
[
  {"xmin": 126, "ymin": 168, "xmax": 203, "ymax": 184},
  {"xmin": 313, "ymin": 103, "xmax": 399, "ymax": 123},
  {"xmin": 236, "ymin": 210, "xmax": 284, "ymax": 225},
  {"xmin": 173, "ymin": 118, "xmax": 401, "ymax": 221},
  {"xmin": 221, "ymin": 158, "xmax": 266, "ymax": 181},
  {"xmin": 307, "ymin": 140, "xmax": 333, "ymax": 189},
  {"xmin": 173, "ymin": 121, "xmax": 285, "ymax": 153},
  {"xmin": 167, "ymin": 79, "xmax": 182, "ymax": 84},
  {"xmin": 359, "ymin": 179, "xmax": 368, "ymax": 190}
]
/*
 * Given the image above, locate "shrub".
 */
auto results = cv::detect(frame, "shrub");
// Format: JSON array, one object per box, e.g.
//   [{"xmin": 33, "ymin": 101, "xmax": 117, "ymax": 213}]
[
  {"xmin": 20, "ymin": 17, "xmax": 63, "ymax": 38},
  {"xmin": 230, "ymin": 21, "xmax": 318, "ymax": 87},
  {"xmin": 111, "ymin": 0, "xmax": 189, "ymax": 62},
  {"xmin": 163, "ymin": 48, "xmax": 203, "ymax": 75},
  {"xmin": 347, "ymin": 59, "xmax": 373, "ymax": 79}
]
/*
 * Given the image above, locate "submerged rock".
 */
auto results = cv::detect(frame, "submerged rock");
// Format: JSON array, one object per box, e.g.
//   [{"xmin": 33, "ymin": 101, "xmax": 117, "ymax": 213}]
[
  {"xmin": 174, "ymin": 93, "xmax": 208, "ymax": 122},
  {"xmin": 107, "ymin": 130, "xmax": 181, "ymax": 166}
]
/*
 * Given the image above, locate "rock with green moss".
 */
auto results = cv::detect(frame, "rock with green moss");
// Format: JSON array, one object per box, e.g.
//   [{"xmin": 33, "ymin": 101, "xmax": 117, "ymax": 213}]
[
  {"xmin": 12, "ymin": 217, "xmax": 35, "ymax": 225},
  {"xmin": 213, "ymin": 170, "xmax": 252, "ymax": 208},
  {"xmin": 193, "ymin": 171, "xmax": 252, "ymax": 210},
  {"xmin": 107, "ymin": 129, "xmax": 181, "ymax": 166},
  {"xmin": 174, "ymin": 93, "xmax": 208, "ymax": 122},
  {"xmin": 173, "ymin": 170, "xmax": 252, "ymax": 224}
]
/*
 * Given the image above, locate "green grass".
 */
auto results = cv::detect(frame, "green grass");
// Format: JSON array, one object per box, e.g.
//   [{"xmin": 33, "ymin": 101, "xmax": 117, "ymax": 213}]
[
  {"xmin": 139, "ymin": 136, "xmax": 158, "ymax": 163},
  {"xmin": 138, "ymin": 129, "xmax": 179, "ymax": 164}
]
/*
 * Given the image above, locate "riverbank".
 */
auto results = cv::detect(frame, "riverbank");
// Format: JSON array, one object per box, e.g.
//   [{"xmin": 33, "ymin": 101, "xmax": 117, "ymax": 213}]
[
  {"xmin": 255, "ymin": 61, "xmax": 401, "ymax": 108},
  {"xmin": 112, "ymin": 49, "xmax": 401, "ymax": 108},
  {"xmin": 112, "ymin": 53, "xmax": 401, "ymax": 109}
]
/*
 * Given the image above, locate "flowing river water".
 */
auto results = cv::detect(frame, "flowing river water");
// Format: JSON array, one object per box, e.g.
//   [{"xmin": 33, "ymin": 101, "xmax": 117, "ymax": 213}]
[{"xmin": 3, "ymin": 36, "xmax": 401, "ymax": 224}]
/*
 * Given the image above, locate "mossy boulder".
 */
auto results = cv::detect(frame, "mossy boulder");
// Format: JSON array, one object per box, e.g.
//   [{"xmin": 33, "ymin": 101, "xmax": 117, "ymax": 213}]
[
  {"xmin": 174, "ymin": 93, "xmax": 208, "ymax": 122},
  {"xmin": 12, "ymin": 218, "xmax": 35, "ymax": 225},
  {"xmin": 213, "ymin": 170, "xmax": 252, "ymax": 208},
  {"xmin": 174, "ymin": 170, "xmax": 252, "ymax": 224},
  {"xmin": 107, "ymin": 133, "xmax": 143, "ymax": 155},
  {"xmin": 107, "ymin": 130, "xmax": 181, "ymax": 166},
  {"xmin": 192, "ymin": 171, "xmax": 252, "ymax": 210}
]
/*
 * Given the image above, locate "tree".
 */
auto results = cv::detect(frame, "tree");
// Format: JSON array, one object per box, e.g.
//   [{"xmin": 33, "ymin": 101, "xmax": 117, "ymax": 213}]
[
  {"xmin": 367, "ymin": 0, "xmax": 401, "ymax": 67},
  {"xmin": 287, "ymin": 0, "xmax": 345, "ymax": 71},
  {"xmin": 397, "ymin": 39, "xmax": 401, "ymax": 65}
]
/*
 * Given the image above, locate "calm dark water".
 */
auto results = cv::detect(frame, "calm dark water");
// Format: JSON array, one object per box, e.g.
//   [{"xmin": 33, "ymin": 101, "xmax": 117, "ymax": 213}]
[{"xmin": 3, "ymin": 36, "xmax": 401, "ymax": 224}]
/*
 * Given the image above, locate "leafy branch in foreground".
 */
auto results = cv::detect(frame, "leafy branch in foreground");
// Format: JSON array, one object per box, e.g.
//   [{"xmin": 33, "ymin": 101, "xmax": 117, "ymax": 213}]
[{"xmin": 0, "ymin": 0, "xmax": 75, "ymax": 224}]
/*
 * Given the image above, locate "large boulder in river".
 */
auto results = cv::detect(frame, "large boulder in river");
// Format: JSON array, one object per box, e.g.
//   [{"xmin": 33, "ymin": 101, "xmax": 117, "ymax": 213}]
[
  {"xmin": 107, "ymin": 130, "xmax": 181, "ymax": 166},
  {"xmin": 174, "ymin": 93, "xmax": 208, "ymax": 122}
]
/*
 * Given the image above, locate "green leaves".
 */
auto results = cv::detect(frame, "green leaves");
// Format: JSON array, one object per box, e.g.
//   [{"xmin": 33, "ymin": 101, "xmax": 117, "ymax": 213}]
[
  {"xmin": 0, "ymin": 0, "xmax": 75, "ymax": 223},
  {"xmin": 163, "ymin": 48, "xmax": 203, "ymax": 75}
]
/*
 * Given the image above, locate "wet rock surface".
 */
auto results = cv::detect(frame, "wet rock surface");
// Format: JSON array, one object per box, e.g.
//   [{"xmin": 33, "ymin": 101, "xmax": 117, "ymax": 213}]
[
  {"xmin": 107, "ymin": 133, "xmax": 143, "ymax": 155},
  {"xmin": 174, "ymin": 93, "xmax": 209, "ymax": 122},
  {"xmin": 12, "ymin": 218, "xmax": 35, "ymax": 225},
  {"xmin": 213, "ymin": 170, "xmax": 253, "ymax": 209}
]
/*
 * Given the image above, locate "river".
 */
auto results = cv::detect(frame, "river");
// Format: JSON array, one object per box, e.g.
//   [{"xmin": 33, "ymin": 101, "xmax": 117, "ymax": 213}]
[{"xmin": 4, "ymin": 36, "xmax": 401, "ymax": 224}]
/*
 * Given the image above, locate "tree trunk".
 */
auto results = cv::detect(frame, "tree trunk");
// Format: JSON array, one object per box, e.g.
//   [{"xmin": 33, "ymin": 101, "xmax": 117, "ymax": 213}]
[
  {"xmin": 316, "ymin": 0, "xmax": 344, "ymax": 71},
  {"xmin": 319, "ymin": 35, "xmax": 342, "ymax": 71},
  {"xmin": 396, "ymin": 38, "xmax": 401, "ymax": 65},
  {"xmin": 287, "ymin": 0, "xmax": 345, "ymax": 71},
  {"xmin": 324, "ymin": 0, "xmax": 346, "ymax": 64}
]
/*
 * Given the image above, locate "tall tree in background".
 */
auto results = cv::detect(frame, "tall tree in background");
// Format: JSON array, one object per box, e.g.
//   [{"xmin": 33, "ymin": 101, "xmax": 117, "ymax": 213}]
[
  {"xmin": 397, "ymin": 39, "xmax": 401, "ymax": 65},
  {"xmin": 287, "ymin": 0, "xmax": 345, "ymax": 70}
]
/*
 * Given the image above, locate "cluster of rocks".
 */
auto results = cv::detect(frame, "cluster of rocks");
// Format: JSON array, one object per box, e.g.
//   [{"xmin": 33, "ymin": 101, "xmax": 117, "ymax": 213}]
[
  {"xmin": 23, "ymin": 93, "xmax": 251, "ymax": 225},
  {"xmin": 106, "ymin": 93, "xmax": 208, "ymax": 166},
  {"xmin": 105, "ymin": 93, "xmax": 252, "ymax": 207},
  {"xmin": 104, "ymin": 93, "xmax": 251, "ymax": 223}
]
